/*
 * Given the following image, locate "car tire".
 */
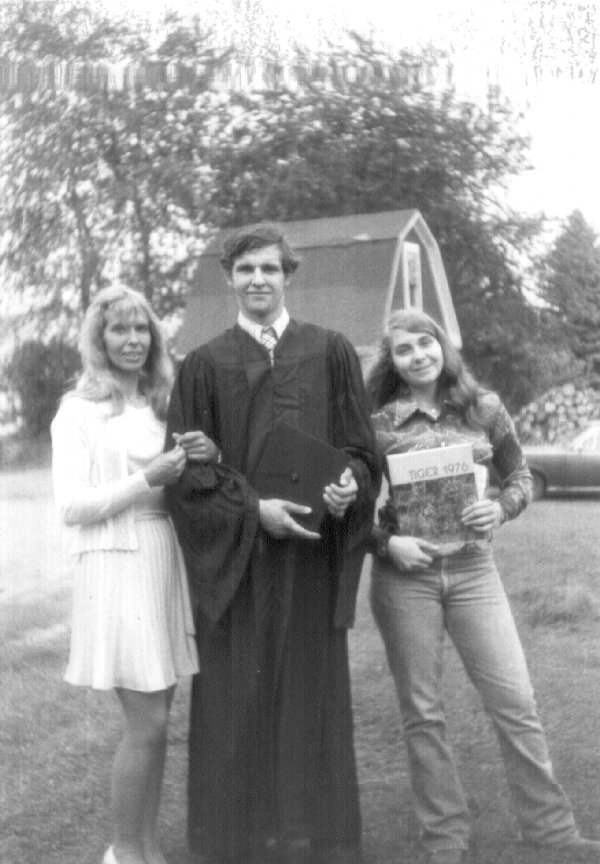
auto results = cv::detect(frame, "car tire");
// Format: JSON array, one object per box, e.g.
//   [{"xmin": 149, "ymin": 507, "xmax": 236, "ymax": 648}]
[{"xmin": 531, "ymin": 471, "xmax": 546, "ymax": 501}]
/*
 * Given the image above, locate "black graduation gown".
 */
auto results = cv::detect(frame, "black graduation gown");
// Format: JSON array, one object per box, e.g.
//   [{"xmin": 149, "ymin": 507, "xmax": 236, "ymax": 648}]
[{"xmin": 166, "ymin": 319, "xmax": 380, "ymax": 860}]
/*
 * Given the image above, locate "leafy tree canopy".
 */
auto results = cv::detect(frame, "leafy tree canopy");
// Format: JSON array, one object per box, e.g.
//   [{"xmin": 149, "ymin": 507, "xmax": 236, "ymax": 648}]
[
  {"xmin": 0, "ymin": 0, "xmax": 228, "ymax": 333},
  {"xmin": 0, "ymin": 8, "xmax": 576, "ymax": 412},
  {"xmin": 539, "ymin": 209, "xmax": 600, "ymax": 376}
]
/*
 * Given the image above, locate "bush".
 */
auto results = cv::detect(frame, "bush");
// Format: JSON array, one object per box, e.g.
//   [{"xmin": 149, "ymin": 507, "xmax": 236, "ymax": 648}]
[{"xmin": 5, "ymin": 339, "xmax": 80, "ymax": 438}]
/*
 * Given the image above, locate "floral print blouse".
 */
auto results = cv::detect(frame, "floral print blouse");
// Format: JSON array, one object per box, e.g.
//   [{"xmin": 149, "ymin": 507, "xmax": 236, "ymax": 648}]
[{"xmin": 371, "ymin": 391, "xmax": 532, "ymax": 554}]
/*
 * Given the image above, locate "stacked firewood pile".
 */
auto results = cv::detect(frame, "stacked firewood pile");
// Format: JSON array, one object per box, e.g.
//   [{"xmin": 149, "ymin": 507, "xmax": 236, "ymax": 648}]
[{"xmin": 514, "ymin": 382, "xmax": 600, "ymax": 444}]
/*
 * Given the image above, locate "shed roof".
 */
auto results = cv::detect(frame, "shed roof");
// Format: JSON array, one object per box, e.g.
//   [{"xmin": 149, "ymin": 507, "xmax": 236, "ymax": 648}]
[
  {"xmin": 176, "ymin": 209, "xmax": 461, "ymax": 355},
  {"xmin": 200, "ymin": 209, "xmax": 419, "ymax": 255}
]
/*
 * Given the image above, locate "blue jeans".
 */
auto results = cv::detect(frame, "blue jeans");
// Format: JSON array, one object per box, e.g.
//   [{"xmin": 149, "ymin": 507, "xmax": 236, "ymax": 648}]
[{"xmin": 370, "ymin": 545, "xmax": 577, "ymax": 854}]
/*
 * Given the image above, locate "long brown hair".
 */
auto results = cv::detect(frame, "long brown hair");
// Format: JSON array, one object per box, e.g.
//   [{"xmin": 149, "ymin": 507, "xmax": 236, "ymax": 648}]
[
  {"xmin": 70, "ymin": 286, "xmax": 173, "ymax": 419},
  {"xmin": 366, "ymin": 309, "xmax": 487, "ymax": 426}
]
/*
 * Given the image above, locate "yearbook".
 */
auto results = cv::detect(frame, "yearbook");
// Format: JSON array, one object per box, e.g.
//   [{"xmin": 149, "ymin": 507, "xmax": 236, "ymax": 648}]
[{"xmin": 386, "ymin": 442, "xmax": 478, "ymax": 544}]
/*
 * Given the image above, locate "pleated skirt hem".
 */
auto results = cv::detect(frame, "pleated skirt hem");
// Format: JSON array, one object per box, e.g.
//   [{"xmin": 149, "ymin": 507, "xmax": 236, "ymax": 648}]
[{"xmin": 65, "ymin": 516, "xmax": 199, "ymax": 692}]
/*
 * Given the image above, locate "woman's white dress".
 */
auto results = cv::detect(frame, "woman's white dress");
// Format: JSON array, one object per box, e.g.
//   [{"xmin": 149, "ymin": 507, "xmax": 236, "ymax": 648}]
[{"xmin": 64, "ymin": 404, "xmax": 199, "ymax": 691}]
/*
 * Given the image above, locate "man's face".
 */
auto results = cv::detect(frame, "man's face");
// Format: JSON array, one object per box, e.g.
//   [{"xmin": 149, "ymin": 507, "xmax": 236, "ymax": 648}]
[{"xmin": 228, "ymin": 244, "xmax": 290, "ymax": 324}]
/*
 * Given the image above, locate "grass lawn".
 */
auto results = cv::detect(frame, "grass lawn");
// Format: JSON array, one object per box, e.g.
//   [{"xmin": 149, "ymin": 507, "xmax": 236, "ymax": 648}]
[{"xmin": 2, "ymin": 474, "xmax": 600, "ymax": 864}]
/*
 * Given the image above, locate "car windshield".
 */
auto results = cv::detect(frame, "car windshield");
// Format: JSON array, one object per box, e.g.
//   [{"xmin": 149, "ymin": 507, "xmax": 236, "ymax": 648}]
[{"xmin": 568, "ymin": 426, "xmax": 600, "ymax": 453}]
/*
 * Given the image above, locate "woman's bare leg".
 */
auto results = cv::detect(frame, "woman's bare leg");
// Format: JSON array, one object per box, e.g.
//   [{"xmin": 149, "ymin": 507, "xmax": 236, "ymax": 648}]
[
  {"xmin": 141, "ymin": 687, "xmax": 176, "ymax": 864},
  {"xmin": 111, "ymin": 687, "xmax": 173, "ymax": 864}
]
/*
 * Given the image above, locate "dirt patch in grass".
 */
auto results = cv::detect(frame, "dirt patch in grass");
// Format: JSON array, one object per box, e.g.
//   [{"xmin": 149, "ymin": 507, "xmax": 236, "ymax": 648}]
[{"xmin": 3, "ymin": 482, "xmax": 600, "ymax": 863}]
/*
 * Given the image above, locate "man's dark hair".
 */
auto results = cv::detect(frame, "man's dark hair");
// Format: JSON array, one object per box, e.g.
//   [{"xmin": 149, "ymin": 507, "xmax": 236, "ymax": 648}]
[{"xmin": 220, "ymin": 224, "xmax": 301, "ymax": 275}]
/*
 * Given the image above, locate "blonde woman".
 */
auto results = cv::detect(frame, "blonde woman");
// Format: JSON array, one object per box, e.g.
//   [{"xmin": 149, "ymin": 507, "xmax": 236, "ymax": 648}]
[{"xmin": 52, "ymin": 287, "xmax": 212, "ymax": 864}]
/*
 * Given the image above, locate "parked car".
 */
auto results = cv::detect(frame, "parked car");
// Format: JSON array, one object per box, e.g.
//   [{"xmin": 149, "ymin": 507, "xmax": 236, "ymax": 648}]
[{"xmin": 522, "ymin": 423, "xmax": 600, "ymax": 500}]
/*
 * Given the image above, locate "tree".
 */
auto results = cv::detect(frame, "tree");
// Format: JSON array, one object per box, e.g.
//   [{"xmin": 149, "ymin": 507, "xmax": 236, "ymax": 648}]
[
  {"xmin": 539, "ymin": 209, "xmax": 600, "ymax": 377},
  {"xmin": 0, "ymin": 11, "xmax": 571, "ymax": 410},
  {"xmin": 5, "ymin": 338, "xmax": 80, "ymax": 437},
  {"xmin": 0, "ymin": 1, "xmax": 226, "ymax": 332},
  {"xmin": 198, "ymin": 37, "xmax": 550, "ymax": 409}
]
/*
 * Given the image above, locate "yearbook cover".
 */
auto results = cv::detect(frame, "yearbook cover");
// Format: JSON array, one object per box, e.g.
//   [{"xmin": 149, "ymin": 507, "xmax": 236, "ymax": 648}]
[{"xmin": 386, "ymin": 442, "xmax": 478, "ymax": 544}]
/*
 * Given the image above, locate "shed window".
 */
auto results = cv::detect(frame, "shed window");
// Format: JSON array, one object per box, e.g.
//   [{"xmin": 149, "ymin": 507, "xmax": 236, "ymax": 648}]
[{"xmin": 402, "ymin": 242, "xmax": 422, "ymax": 308}]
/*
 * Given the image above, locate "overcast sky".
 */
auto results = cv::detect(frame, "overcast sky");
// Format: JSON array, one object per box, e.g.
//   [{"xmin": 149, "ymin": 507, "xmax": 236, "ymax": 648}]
[{"xmin": 266, "ymin": 0, "xmax": 600, "ymax": 231}]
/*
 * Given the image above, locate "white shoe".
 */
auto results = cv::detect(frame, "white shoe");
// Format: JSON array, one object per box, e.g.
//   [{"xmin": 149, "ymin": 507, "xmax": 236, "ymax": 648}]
[{"xmin": 102, "ymin": 847, "xmax": 118, "ymax": 864}]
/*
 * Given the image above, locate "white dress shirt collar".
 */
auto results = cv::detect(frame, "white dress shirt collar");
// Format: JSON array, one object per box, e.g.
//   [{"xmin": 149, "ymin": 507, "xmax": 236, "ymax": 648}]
[{"xmin": 237, "ymin": 308, "xmax": 290, "ymax": 344}]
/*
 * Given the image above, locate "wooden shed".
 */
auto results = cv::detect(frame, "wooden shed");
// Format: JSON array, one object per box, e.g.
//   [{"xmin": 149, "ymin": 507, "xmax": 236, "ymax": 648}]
[{"xmin": 176, "ymin": 209, "xmax": 461, "ymax": 356}]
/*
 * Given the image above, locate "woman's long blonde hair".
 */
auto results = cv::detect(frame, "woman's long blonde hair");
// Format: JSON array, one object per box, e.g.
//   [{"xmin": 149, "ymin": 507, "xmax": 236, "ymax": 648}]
[
  {"xmin": 72, "ymin": 286, "xmax": 173, "ymax": 419},
  {"xmin": 366, "ymin": 309, "xmax": 487, "ymax": 426}
]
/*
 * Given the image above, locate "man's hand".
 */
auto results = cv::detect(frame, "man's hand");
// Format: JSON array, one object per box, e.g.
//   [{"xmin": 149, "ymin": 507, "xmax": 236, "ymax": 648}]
[
  {"xmin": 259, "ymin": 498, "xmax": 322, "ymax": 541},
  {"xmin": 323, "ymin": 467, "xmax": 357, "ymax": 519},
  {"xmin": 172, "ymin": 431, "xmax": 220, "ymax": 463}
]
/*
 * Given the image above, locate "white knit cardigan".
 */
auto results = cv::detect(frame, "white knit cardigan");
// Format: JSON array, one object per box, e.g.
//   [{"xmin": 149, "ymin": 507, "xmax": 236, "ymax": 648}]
[{"xmin": 51, "ymin": 395, "xmax": 155, "ymax": 555}]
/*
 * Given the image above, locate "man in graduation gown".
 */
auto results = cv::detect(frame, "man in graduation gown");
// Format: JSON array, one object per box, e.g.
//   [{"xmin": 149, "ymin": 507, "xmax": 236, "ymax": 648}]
[{"xmin": 166, "ymin": 224, "xmax": 381, "ymax": 864}]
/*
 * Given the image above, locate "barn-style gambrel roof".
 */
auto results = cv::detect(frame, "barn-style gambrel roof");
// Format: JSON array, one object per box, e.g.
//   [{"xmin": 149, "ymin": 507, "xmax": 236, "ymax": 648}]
[{"xmin": 176, "ymin": 209, "xmax": 460, "ymax": 356}]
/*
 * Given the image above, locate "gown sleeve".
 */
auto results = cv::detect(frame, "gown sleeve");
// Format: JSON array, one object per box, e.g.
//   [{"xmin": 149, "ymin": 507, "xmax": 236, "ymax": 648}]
[
  {"xmin": 166, "ymin": 349, "xmax": 219, "ymax": 448},
  {"xmin": 326, "ymin": 331, "xmax": 382, "ymax": 501}
]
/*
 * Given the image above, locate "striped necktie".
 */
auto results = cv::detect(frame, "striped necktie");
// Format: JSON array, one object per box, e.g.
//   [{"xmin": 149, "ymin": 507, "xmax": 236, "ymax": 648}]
[{"xmin": 260, "ymin": 325, "xmax": 278, "ymax": 363}]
